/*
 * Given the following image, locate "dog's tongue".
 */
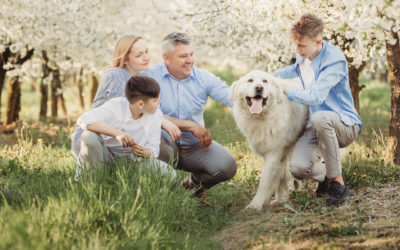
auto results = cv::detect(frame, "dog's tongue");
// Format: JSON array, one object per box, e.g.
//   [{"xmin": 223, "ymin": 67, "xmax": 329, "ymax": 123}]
[{"xmin": 249, "ymin": 98, "xmax": 263, "ymax": 114}]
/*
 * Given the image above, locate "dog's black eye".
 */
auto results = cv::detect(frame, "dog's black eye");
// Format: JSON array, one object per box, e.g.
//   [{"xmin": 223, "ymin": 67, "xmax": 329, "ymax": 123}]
[
  {"xmin": 262, "ymin": 79, "xmax": 268, "ymax": 83},
  {"xmin": 248, "ymin": 79, "xmax": 253, "ymax": 83}
]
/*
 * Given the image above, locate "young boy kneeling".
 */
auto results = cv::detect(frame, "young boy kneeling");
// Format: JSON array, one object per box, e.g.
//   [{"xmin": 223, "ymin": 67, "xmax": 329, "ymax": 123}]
[{"xmin": 74, "ymin": 76, "xmax": 176, "ymax": 180}]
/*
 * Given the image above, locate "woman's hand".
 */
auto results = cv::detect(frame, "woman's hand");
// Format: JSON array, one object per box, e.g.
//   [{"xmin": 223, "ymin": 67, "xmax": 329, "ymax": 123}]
[
  {"xmin": 131, "ymin": 144, "xmax": 151, "ymax": 158},
  {"xmin": 115, "ymin": 133, "xmax": 136, "ymax": 147},
  {"xmin": 162, "ymin": 118, "xmax": 182, "ymax": 141}
]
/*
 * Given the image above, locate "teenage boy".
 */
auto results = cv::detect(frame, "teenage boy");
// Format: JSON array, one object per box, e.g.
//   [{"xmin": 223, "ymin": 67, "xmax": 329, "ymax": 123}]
[
  {"xmin": 74, "ymin": 76, "xmax": 176, "ymax": 180},
  {"xmin": 274, "ymin": 14, "xmax": 362, "ymax": 206}
]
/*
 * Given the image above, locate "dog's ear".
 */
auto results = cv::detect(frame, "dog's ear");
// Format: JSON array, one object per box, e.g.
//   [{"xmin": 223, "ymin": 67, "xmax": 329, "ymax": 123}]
[{"xmin": 229, "ymin": 80, "xmax": 239, "ymax": 102}]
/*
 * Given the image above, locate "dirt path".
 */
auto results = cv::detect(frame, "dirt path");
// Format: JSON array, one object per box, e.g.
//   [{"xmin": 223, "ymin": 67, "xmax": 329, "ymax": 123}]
[{"xmin": 214, "ymin": 182, "xmax": 400, "ymax": 249}]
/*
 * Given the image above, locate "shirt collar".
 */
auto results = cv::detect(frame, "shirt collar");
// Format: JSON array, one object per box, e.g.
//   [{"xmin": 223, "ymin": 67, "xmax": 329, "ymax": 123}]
[
  {"xmin": 161, "ymin": 61, "xmax": 195, "ymax": 80},
  {"xmin": 161, "ymin": 62, "xmax": 170, "ymax": 78}
]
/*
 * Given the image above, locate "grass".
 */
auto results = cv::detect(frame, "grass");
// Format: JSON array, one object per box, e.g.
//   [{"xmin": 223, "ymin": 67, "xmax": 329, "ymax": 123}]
[
  {"xmin": 1, "ymin": 72, "xmax": 400, "ymax": 249},
  {"xmin": 0, "ymin": 139, "xmax": 224, "ymax": 249}
]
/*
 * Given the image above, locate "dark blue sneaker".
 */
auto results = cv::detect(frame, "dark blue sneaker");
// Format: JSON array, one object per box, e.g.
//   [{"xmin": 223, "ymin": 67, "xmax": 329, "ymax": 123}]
[{"xmin": 326, "ymin": 181, "xmax": 352, "ymax": 207}]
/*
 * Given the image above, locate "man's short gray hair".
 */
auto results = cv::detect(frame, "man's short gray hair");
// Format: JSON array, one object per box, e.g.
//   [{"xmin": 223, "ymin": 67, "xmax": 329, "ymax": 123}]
[{"xmin": 162, "ymin": 32, "xmax": 191, "ymax": 54}]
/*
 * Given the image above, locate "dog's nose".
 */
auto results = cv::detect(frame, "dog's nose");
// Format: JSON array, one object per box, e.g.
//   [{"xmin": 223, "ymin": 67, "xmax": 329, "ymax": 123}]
[{"xmin": 255, "ymin": 86, "xmax": 263, "ymax": 93}]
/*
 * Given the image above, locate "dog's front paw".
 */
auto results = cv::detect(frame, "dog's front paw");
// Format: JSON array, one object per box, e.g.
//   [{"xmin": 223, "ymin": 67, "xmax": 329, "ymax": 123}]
[
  {"xmin": 245, "ymin": 201, "xmax": 264, "ymax": 211},
  {"xmin": 269, "ymin": 199, "xmax": 286, "ymax": 206}
]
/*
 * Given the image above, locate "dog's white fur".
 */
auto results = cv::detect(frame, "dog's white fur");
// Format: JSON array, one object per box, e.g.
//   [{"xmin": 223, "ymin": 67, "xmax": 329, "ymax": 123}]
[{"xmin": 230, "ymin": 70, "xmax": 308, "ymax": 210}]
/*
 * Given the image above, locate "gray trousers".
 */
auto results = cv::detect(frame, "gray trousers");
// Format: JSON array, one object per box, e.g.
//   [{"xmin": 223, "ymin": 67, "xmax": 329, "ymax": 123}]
[
  {"xmin": 73, "ymin": 130, "xmax": 176, "ymax": 180},
  {"xmin": 159, "ymin": 129, "xmax": 237, "ymax": 189},
  {"xmin": 290, "ymin": 111, "xmax": 360, "ymax": 182}
]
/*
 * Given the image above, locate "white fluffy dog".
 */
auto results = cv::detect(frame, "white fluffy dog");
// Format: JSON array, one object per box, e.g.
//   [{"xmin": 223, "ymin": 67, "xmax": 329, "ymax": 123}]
[{"xmin": 229, "ymin": 70, "xmax": 308, "ymax": 210}]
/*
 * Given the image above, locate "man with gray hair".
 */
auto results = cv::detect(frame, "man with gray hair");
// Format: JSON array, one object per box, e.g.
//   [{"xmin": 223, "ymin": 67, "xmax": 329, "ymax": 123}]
[{"xmin": 144, "ymin": 32, "xmax": 237, "ymax": 203}]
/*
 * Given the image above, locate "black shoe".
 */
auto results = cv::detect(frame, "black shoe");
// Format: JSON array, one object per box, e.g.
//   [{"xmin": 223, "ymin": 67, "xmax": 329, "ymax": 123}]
[
  {"xmin": 316, "ymin": 176, "xmax": 330, "ymax": 198},
  {"xmin": 181, "ymin": 175, "xmax": 210, "ymax": 206},
  {"xmin": 326, "ymin": 181, "xmax": 351, "ymax": 207}
]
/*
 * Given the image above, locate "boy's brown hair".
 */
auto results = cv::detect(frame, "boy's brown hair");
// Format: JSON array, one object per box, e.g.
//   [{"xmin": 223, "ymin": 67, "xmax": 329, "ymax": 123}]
[
  {"xmin": 125, "ymin": 76, "xmax": 160, "ymax": 103},
  {"xmin": 291, "ymin": 13, "xmax": 324, "ymax": 41}
]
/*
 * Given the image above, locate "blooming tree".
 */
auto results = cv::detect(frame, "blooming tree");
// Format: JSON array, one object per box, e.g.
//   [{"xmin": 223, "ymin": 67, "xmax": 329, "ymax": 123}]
[
  {"xmin": 184, "ymin": 0, "xmax": 389, "ymax": 110},
  {"xmin": 1, "ymin": 0, "xmax": 108, "ymax": 121},
  {"xmin": 368, "ymin": 0, "xmax": 400, "ymax": 164},
  {"xmin": 346, "ymin": 0, "xmax": 400, "ymax": 163},
  {"xmin": 184, "ymin": 0, "xmax": 400, "ymax": 163},
  {"xmin": 0, "ymin": 0, "xmax": 185, "ymax": 122},
  {"xmin": 2, "ymin": 0, "xmax": 399, "ymax": 162}
]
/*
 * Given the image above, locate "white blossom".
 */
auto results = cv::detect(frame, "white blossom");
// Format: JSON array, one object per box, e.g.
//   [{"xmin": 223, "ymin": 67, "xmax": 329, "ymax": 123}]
[{"xmin": 1, "ymin": 0, "xmax": 399, "ymax": 81}]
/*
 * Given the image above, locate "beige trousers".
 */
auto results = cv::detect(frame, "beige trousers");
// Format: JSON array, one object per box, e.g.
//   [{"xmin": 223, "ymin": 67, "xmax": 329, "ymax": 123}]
[
  {"xmin": 73, "ymin": 130, "xmax": 176, "ymax": 180},
  {"xmin": 290, "ymin": 111, "xmax": 360, "ymax": 182}
]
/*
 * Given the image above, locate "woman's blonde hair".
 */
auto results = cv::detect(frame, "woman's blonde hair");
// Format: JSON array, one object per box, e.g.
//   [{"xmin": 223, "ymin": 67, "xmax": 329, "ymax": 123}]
[{"xmin": 112, "ymin": 35, "xmax": 142, "ymax": 68}]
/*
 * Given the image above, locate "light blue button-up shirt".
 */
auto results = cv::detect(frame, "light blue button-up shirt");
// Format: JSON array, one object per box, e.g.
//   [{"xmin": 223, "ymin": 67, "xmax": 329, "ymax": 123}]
[
  {"xmin": 143, "ymin": 62, "xmax": 232, "ymax": 145},
  {"xmin": 274, "ymin": 40, "xmax": 362, "ymax": 132}
]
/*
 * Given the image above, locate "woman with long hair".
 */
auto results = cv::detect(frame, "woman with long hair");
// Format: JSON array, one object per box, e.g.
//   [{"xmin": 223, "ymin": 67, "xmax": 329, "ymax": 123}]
[{"xmin": 71, "ymin": 35, "xmax": 151, "ymax": 157}]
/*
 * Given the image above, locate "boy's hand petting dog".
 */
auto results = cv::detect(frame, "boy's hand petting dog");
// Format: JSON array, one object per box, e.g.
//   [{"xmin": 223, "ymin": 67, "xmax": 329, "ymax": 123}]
[
  {"xmin": 116, "ymin": 133, "xmax": 136, "ymax": 148},
  {"xmin": 131, "ymin": 144, "xmax": 151, "ymax": 158}
]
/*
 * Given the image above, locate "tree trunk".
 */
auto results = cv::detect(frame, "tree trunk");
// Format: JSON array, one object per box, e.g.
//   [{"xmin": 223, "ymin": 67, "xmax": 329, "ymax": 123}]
[
  {"xmin": 58, "ymin": 71, "xmax": 67, "ymax": 116},
  {"xmin": 29, "ymin": 76, "xmax": 37, "ymax": 91},
  {"xmin": 39, "ymin": 77, "xmax": 48, "ymax": 119},
  {"xmin": 0, "ymin": 45, "xmax": 33, "ymax": 121},
  {"xmin": 348, "ymin": 63, "xmax": 366, "ymax": 113},
  {"xmin": 385, "ymin": 31, "xmax": 400, "ymax": 165},
  {"xmin": 0, "ymin": 68, "xmax": 5, "ymax": 93},
  {"xmin": 379, "ymin": 70, "xmax": 388, "ymax": 83},
  {"xmin": 88, "ymin": 72, "xmax": 99, "ymax": 105},
  {"xmin": 58, "ymin": 92, "xmax": 67, "ymax": 116},
  {"xmin": 4, "ymin": 77, "xmax": 21, "ymax": 125},
  {"xmin": 75, "ymin": 67, "xmax": 85, "ymax": 109},
  {"xmin": 51, "ymin": 69, "xmax": 61, "ymax": 117},
  {"xmin": 0, "ymin": 48, "xmax": 11, "ymax": 121},
  {"xmin": 0, "ymin": 67, "xmax": 6, "ymax": 120},
  {"xmin": 40, "ymin": 51, "xmax": 51, "ymax": 119}
]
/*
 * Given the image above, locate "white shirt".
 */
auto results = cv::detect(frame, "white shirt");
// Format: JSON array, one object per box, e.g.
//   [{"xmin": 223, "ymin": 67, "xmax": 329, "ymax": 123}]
[
  {"xmin": 77, "ymin": 97, "xmax": 163, "ymax": 158},
  {"xmin": 299, "ymin": 58, "xmax": 315, "ymax": 127},
  {"xmin": 300, "ymin": 58, "xmax": 314, "ymax": 89}
]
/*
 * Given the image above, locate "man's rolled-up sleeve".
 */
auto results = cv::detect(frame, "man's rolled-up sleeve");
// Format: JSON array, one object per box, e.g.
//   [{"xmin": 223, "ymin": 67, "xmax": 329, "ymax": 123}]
[{"xmin": 206, "ymin": 72, "xmax": 233, "ymax": 108}]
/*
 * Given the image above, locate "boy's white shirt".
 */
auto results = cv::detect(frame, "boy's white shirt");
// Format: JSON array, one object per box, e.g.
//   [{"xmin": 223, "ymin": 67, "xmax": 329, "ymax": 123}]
[
  {"xmin": 77, "ymin": 97, "xmax": 163, "ymax": 158},
  {"xmin": 299, "ymin": 58, "xmax": 315, "ymax": 128}
]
